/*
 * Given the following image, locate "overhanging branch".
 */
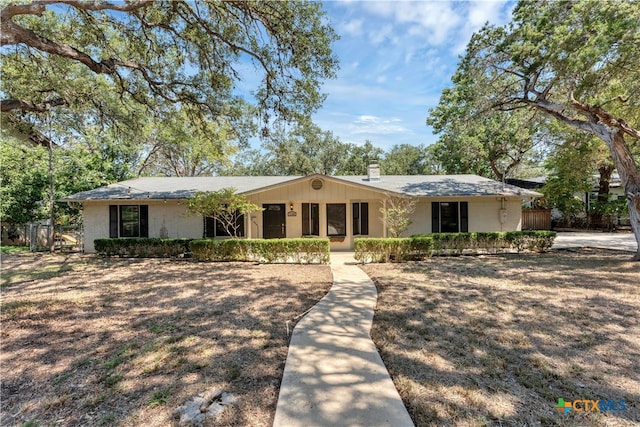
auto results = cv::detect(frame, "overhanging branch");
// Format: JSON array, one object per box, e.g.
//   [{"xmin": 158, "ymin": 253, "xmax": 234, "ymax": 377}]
[{"xmin": 1, "ymin": 97, "xmax": 68, "ymax": 113}]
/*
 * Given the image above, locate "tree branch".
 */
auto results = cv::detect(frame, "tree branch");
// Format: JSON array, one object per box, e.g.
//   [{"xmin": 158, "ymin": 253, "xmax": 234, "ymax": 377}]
[
  {"xmin": 570, "ymin": 92, "xmax": 640, "ymax": 139},
  {"xmin": 1, "ymin": 0, "xmax": 154, "ymax": 75},
  {"xmin": 1, "ymin": 97, "xmax": 68, "ymax": 113}
]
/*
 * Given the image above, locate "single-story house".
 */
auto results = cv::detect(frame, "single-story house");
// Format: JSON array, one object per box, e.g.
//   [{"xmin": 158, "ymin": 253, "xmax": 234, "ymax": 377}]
[{"xmin": 62, "ymin": 165, "xmax": 541, "ymax": 253}]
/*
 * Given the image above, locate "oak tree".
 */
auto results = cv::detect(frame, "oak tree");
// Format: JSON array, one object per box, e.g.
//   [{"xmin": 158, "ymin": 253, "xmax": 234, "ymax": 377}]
[{"xmin": 430, "ymin": 0, "xmax": 640, "ymax": 259}]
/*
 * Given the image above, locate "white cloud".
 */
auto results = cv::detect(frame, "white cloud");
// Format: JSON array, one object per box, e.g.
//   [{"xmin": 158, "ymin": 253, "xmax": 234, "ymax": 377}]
[
  {"xmin": 340, "ymin": 18, "xmax": 364, "ymax": 36},
  {"xmin": 369, "ymin": 23, "xmax": 397, "ymax": 46},
  {"xmin": 452, "ymin": 0, "xmax": 513, "ymax": 54},
  {"xmin": 352, "ymin": 115, "xmax": 408, "ymax": 135},
  {"xmin": 356, "ymin": 115, "xmax": 378, "ymax": 123},
  {"xmin": 363, "ymin": 1, "xmax": 462, "ymax": 45}
]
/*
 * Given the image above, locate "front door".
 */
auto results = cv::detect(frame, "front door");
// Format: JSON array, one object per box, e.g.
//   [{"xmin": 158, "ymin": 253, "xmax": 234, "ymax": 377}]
[{"xmin": 263, "ymin": 204, "xmax": 286, "ymax": 239}]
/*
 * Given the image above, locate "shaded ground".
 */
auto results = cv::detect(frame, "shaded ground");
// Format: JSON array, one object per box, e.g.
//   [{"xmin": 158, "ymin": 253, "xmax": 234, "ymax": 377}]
[
  {"xmin": 362, "ymin": 248, "xmax": 640, "ymax": 427},
  {"xmin": 1, "ymin": 253, "xmax": 332, "ymax": 426}
]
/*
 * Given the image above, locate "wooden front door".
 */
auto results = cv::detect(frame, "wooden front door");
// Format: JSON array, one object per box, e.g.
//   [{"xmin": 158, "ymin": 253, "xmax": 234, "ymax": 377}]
[{"xmin": 263, "ymin": 204, "xmax": 286, "ymax": 239}]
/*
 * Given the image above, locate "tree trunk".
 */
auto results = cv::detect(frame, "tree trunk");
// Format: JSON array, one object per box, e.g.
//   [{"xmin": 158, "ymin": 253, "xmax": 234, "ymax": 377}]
[
  {"xmin": 48, "ymin": 136, "xmax": 56, "ymax": 253},
  {"xmin": 606, "ymin": 131, "xmax": 640, "ymax": 260},
  {"xmin": 591, "ymin": 164, "xmax": 614, "ymax": 229}
]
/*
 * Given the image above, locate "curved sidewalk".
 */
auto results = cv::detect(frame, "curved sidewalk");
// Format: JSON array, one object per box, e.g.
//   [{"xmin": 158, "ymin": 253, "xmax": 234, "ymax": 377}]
[{"xmin": 273, "ymin": 253, "xmax": 414, "ymax": 427}]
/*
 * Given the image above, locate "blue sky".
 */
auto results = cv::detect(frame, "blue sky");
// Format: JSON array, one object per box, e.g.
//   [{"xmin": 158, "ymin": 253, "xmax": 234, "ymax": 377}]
[{"xmin": 311, "ymin": 0, "xmax": 515, "ymax": 151}]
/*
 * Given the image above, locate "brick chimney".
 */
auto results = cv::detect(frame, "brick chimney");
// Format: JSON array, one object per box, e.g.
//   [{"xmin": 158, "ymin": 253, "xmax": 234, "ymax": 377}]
[{"xmin": 367, "ymin": 163, "xmax": 381, "ymax": 181}]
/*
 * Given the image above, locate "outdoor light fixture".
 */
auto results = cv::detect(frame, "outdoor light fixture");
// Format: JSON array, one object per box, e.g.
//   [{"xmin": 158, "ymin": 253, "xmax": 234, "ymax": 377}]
[{"xmin": 289, "ymin": 203, "xmax": 294, "ymax": 211}]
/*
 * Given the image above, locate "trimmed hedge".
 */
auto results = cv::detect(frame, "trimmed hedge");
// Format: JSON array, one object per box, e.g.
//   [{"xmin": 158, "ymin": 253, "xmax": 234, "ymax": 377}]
[
  {"xmin": 354, "ymin": 231, "xmax": 557, "ymax": 263},
  {"xmin": 353, "ymin": 237, "xmax": 432, "ymax": 263},
  {"xmin": 190, "ymin": 238, "xmax": 330, "ymax": 264},
  {"xmin": 94, "ymin": 238, "xmax": 191, "ymax": 258}
]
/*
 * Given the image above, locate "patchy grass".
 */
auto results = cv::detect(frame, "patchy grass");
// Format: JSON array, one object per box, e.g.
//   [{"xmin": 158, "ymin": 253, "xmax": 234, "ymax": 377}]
[
  {"xmin": 1, "ymin": 253, "xmax": 332, "ymax": 426},
  {"xmin": 363, "ymin": 248, "xmax": 640, "ymax": 426},
  {"xmin": 0, "ymin": 245, "xmax": 29, "ymax": 254}
]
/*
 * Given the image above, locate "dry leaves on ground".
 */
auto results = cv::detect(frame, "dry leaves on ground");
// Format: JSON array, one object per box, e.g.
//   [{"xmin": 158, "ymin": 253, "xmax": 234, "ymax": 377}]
[
  {"xmin": 1, "ymin": 253, "xmax": 332, "ymax": 427},
  {"xmin": 363, "ymin": 248, "xmax": 640, "ymax": 427}
]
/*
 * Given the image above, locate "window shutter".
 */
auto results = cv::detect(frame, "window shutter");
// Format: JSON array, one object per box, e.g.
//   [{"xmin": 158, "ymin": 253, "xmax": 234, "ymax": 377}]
[
  {"xmin": 311, "ymin": 203, "xmax": 319, "ymax": 236},
  {"xmin": 361, "ymin": 203, "xmax": 369, "ymax": 235},
  {"xmin": 109, "ymin": 205, "xmax": 118, "ymax": 238},
  {"xmin": 352, "ymin": 202, "xmax": 359, "ymax": 235},
  {"xmin": 140, "ymin": 205, "xmax": 149, "ymax": 237},
  {"xmin": 302, "ymin": 203, "xmax": 310, "ymax": 235},
  {"xmin": 431, "ymin": 202, "xmax": 440, "ymax": 233},
  {"xmin": 460, "ymin": 202, "xmax": 469, "ymax": 232}
]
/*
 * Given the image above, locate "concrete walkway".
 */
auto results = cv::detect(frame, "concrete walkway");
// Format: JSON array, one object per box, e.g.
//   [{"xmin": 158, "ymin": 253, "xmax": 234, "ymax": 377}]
[
  {"xmin": 552, "ymin": 231, "xmax": 637, "ymax": 252},
  {"xmin": 273, "ymin": 252, "xmax": 414, "ymax": 427}
]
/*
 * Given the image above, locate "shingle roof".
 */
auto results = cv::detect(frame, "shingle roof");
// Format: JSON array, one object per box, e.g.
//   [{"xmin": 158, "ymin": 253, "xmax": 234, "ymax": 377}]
[
  {"xmin": 337, "ymin": 175, "xmax": 540, "ymax": 197},
  {"xmin": 61, "ymin": 174, "xmax": 541, "ymax": 201}
]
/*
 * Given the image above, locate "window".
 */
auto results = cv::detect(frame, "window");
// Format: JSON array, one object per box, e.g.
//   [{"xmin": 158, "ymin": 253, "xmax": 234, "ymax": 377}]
[
  {"xmin": 109, "ymin": 205, "xmax": 148, "ymax": 238},
  {"xmin": 327, "ymin": 203, "xmax": 346, "ymax": 236},
  {"xmin": 431, "ymin": 202, "xmax": 468, "ymax": 233},
  {"xmin": 302, "ymin": 203, "xmax": 320, "ymax": 236},
  {"xmin": 204, "ymin": 213, "xmax": 244, "ymax": 238},
  {"xmin": 352, "ymin": 202, "xmax": 369, "ymax": 235}
]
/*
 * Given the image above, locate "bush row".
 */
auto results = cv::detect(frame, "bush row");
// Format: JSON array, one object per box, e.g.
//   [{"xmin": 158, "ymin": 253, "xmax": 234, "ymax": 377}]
[
  {"xmin": 95, "ymin": 238, "xmax": 191, "ymax": 258},
  {"xmin": 95, "ymin": 237, "xmax": 330, "ymax": 264},
  {"xmin": 189, "ymin": 238, "xmax": 330, "ymax": 263},
  {"xmin": 354, "ymin": 231, "xmax": 557, "ymax": 263}
]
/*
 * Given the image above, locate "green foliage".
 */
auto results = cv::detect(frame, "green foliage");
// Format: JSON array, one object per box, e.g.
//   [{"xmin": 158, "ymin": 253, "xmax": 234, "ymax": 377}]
[
  {"xmin": 336, "ymin": 140, "xmax": 385, "ymax": 175},
  {"xmin": 0, "ymin": 246, "xmax": 29, "ymax": 254},
  {"xmin": 0, "ymin": 138, "xmax": 49, "ymax": 223},
  {"xmin": 353, "ymin": 238, "xmax": 422, "ymax": 263},
  {"xmin": 1, "ymin": 1, "xmax": 339, "ymax": 124},
  {"xmin": 428, "ymin": 96, "xmax": 544, "ymax": 180},
  {"xmin": 381, "ymin": 144, "xmax": 441, "ymax": 175},
  {"xmin": 137, "ymin": 106, "xmax": 246, "ymax": 177},
  {"xmin": 435, "ymin": 0, "xmax": 640, "ymax": 255},
  {"xmin": 186, "ymin": 188, "xmax": 262, "ymax": 237},
  {"xmin": 0, "ymin": 131, "xmax": 119, "ymax": 225},
  {"xmin": 147, "ymin": 390, "xmax": 169, "ymax": 408},
  {"xmin": 540, "ymin": 129, "xmax": 614, "ymax": 227},
  {"xmin": 380, "ymin": 196, "xmax": 416, "ymax": 238},
  {"xmin": 94, "ymin": 239, "xmax": 191, "ymax": 258},
  {"xmin": 354, "ymin": 231, "xmax": 557, "ymax": 263},
  {"xmin": 190, "ymin": 238, "xmax": 330, "ymax": 264},
  {"xmin": 244, "ymin": 119, "xmax": 348, "ymax": 175},
  {"xmin": 542, "ymin": 178, "xmax": 587, "ymax": 227}
]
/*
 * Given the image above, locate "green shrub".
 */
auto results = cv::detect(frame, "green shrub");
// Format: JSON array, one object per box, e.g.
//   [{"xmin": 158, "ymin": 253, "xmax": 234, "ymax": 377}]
[
  {"xmin": 410, "ymin": 236, "xmax": 434, "ymax": 259},
  {"xmin": 353, "ymin": 238, "xmax": 413, "ymax": 263},
  {"xmin": 354, "ymin": 236, "xmax": 433, "ymax": 263},
  {"xmin": 94, "ymin": 238, "xmax": 191, "ymax": 258},
  {"xmin": 190, "ymin": 238, "xmax": 330, "ymax": 264},
  {"xmin": 356, "ymin": 231, "xmax": 557, "ymax": 263}
]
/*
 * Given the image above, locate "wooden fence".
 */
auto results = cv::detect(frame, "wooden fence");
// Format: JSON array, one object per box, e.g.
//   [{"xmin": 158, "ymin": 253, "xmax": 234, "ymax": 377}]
[{"xmin": 522, "ymin": 209, "xmax": 552, "ymax": 230}]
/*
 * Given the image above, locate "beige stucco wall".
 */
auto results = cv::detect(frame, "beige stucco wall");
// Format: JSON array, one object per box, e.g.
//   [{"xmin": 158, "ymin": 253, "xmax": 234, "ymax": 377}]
[
  {"xmin": 402, "ymin": 197, "xmax": 523, "ymax": 237},
  {"xmin": 82, "ymin": 201, "xmax": 202, "ymax": 252},
  {"xmin": 468, "ymin": 197, "xmax": 522, "ymax": 232}
]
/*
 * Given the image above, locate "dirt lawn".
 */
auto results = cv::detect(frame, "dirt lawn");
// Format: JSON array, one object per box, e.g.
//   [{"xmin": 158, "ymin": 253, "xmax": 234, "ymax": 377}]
[
  {"xmin": 363, "ymin": 248, "xmax": 640, "ymax": 426},
  {"xmin": 1, "ymin": 253, "xmax": 332, "ymax": 426}
]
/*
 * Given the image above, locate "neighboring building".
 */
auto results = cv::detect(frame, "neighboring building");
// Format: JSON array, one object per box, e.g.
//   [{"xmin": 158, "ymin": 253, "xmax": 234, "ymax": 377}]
[
  {"xmin": 62, "ymin": 165, "xmax": 541, "ymax": 253},
  {"xmin": 508, "ymin": 174, "xmax": 629, "ymax": 227}
]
